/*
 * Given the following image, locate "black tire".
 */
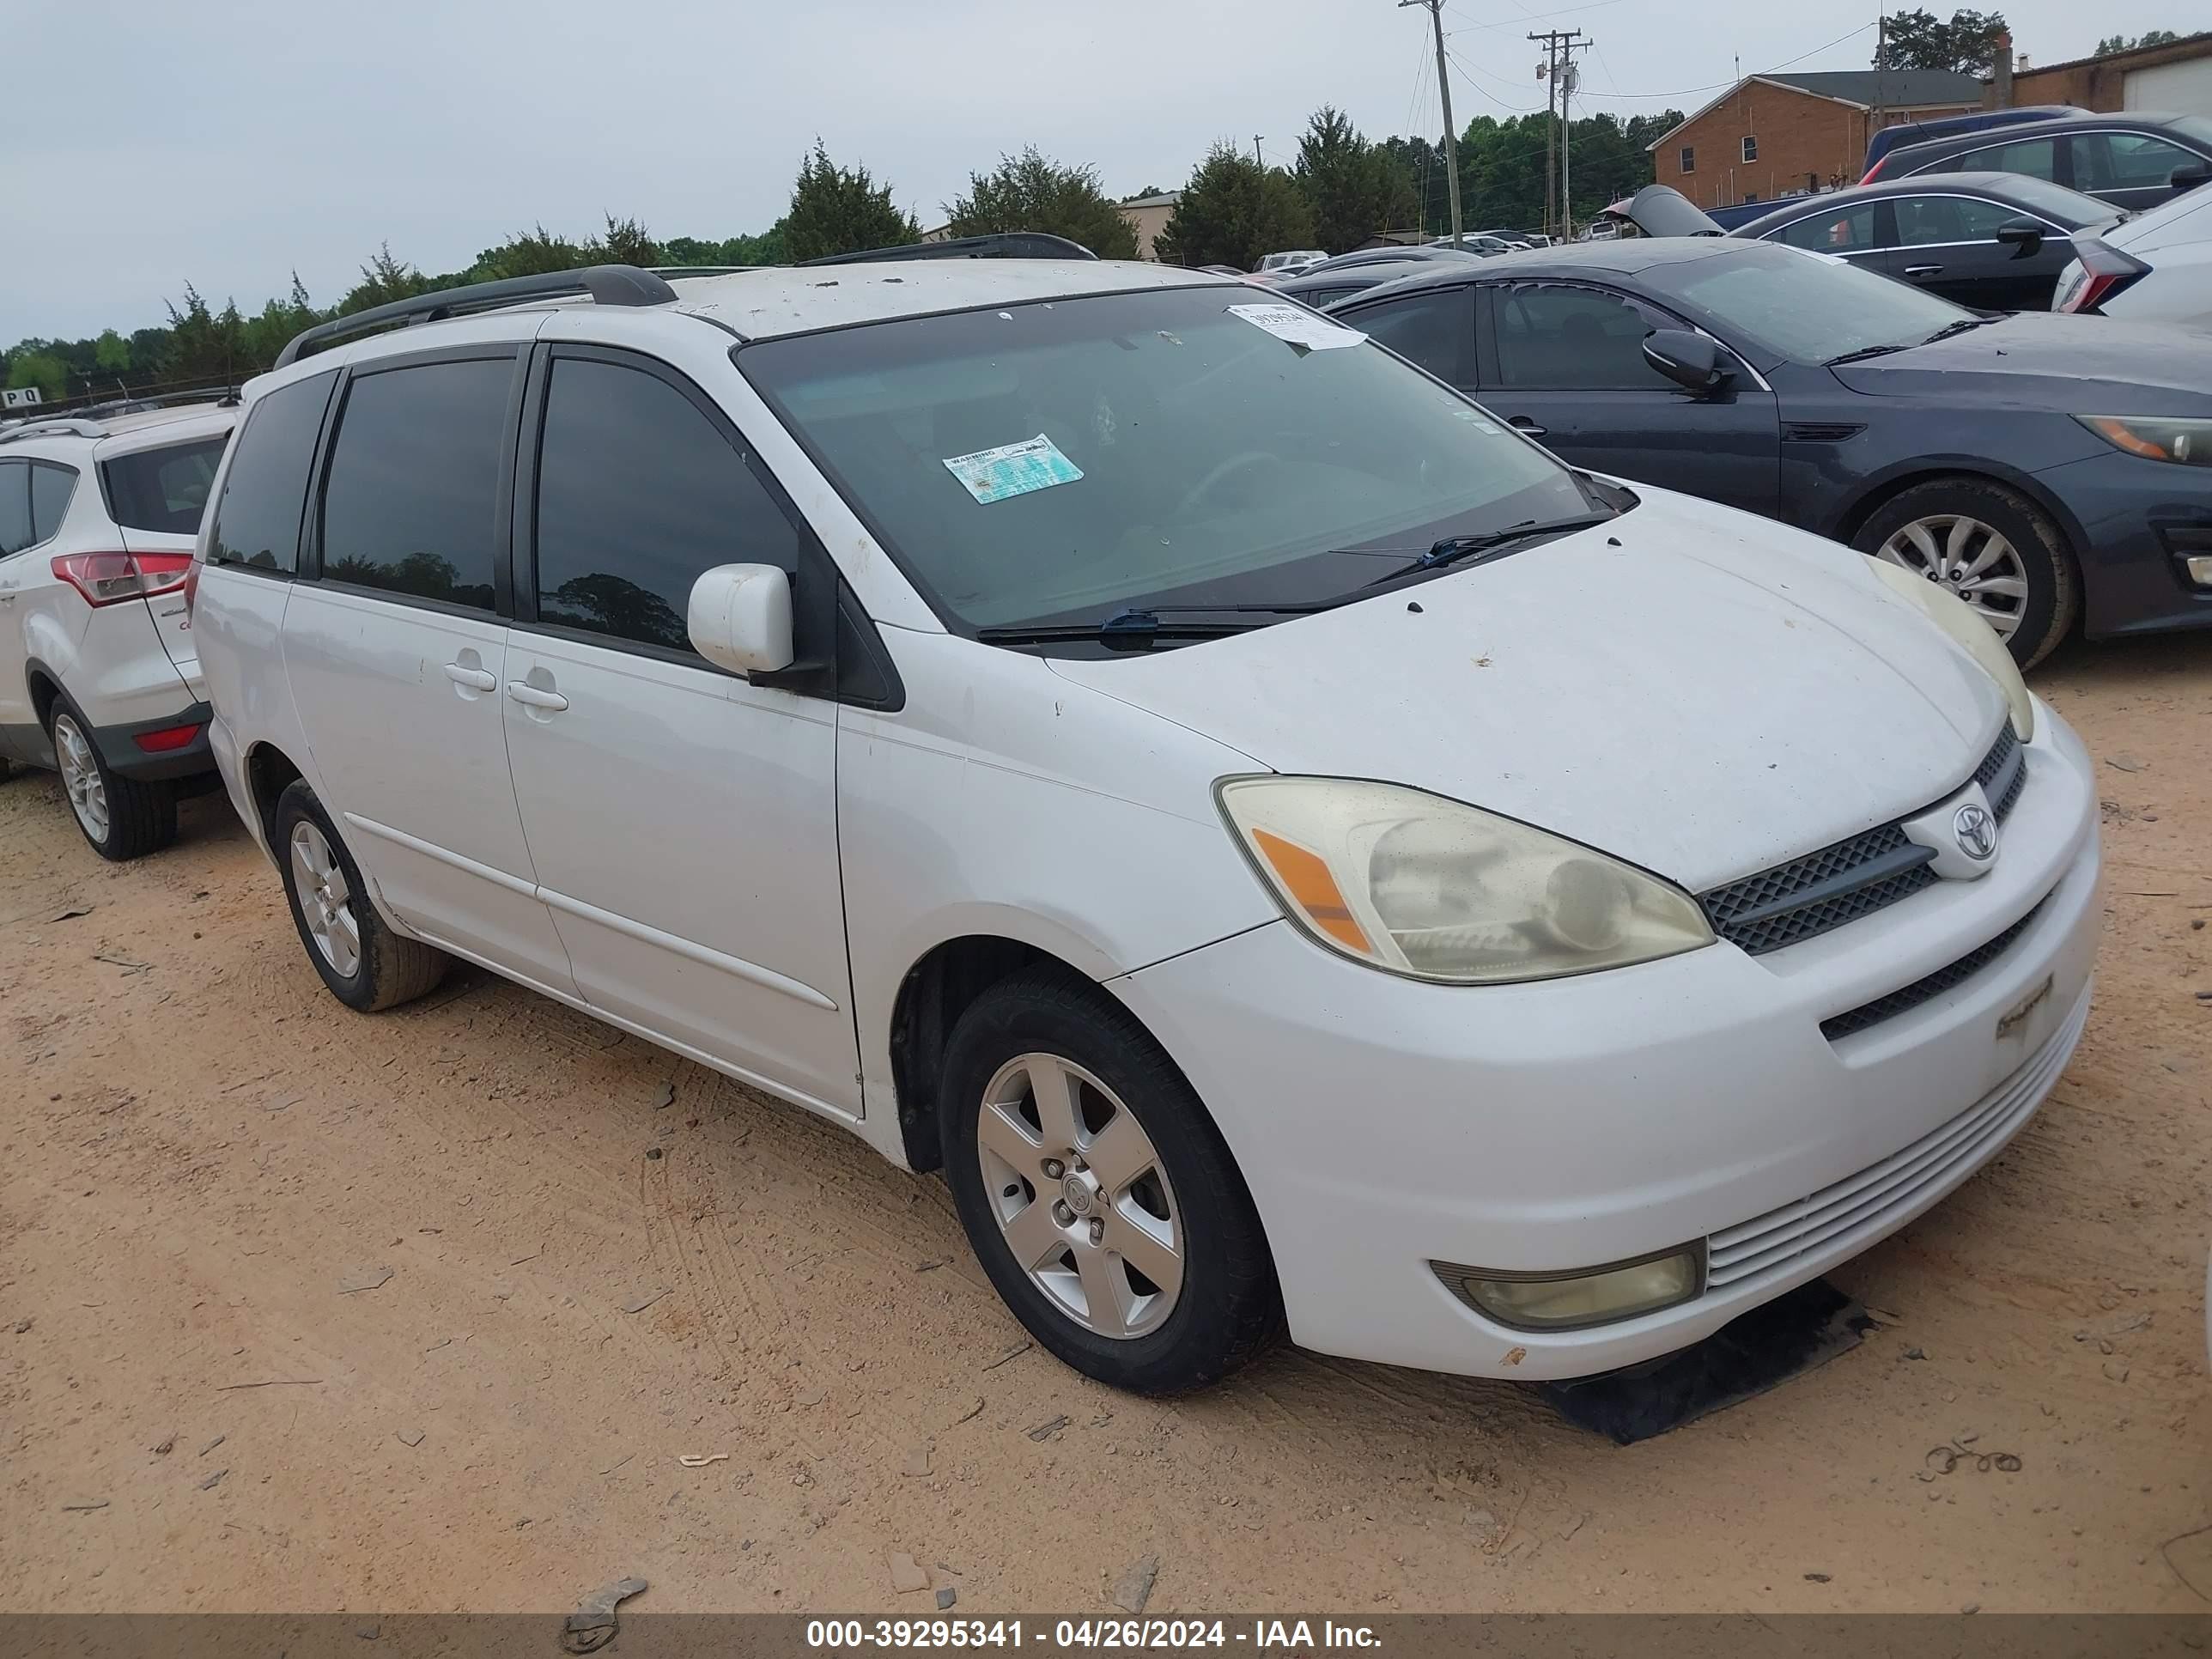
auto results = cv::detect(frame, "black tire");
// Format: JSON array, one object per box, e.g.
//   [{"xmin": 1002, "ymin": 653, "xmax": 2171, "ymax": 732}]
[
  {"xmin": 271, "ymin": 779, "xmax": 450, "ymax": 1012},
  {"xmin": 46, "ymin": 702, "xmax": 177, "ymax": 861},
  {"xmin": 938, "ymin": 968, "xmax": 1282, "ymax": 1395},
  {"xmin": 1850, "ymin": 477, "xmax": 2079, "ymax": 670}
]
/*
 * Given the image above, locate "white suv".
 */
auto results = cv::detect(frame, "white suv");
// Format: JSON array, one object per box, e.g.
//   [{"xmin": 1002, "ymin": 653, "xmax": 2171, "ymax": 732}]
[
  {"xmin": 192, "ymin": 256, "xmax": 2100, "ymax": 1395},
  {"xmin": 0, "ymin": 404, "xmax": 235, "ymax": 858}
]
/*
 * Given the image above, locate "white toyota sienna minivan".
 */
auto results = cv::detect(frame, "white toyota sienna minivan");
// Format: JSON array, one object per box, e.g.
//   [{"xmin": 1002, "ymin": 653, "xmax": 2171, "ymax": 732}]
[{"xmin": 191, "ymin": 251, "xmax": 2101, "ymax": 1395}]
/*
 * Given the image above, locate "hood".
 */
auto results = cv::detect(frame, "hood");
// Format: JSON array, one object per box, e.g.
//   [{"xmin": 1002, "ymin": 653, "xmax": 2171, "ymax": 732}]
[
  {"xmin": 1832, "ymin": 313, "xmax": 2212, "ymax": 415},
  {"xmin": 1605, "ymin": 185, "xmax": 1726, "ymax": 239},
  {"xmin": 1048, "ymin": 490, "xmax": 2005, "ymax": 893}
]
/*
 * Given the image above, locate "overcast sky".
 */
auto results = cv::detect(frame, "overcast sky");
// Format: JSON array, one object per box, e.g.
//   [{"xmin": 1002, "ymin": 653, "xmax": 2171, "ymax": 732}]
[{"xmin": 1, "ymin": 0, "xmax": 2179, "ymax": 341}]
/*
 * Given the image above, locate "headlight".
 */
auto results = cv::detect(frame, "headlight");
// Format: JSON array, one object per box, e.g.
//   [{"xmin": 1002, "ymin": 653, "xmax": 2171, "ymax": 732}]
[
  {"xmin": 2077, "ymin": 415, "xmax": 2212, "ymax": 467},
  {"xmin": 1216, "ymin": 776, "xmax": 1712, "ymax": 984},
  {"xmin": 1867, "ymin": 556, "xmax": 2034, "ymax": 743}
]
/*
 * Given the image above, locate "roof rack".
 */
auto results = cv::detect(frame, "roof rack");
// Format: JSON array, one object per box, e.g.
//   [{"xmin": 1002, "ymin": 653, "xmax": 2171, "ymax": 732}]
[
  {"xmin": 274, "ymin": 264, "xmax": 679, "ymax": 369},
  {"xmin": 0, "ymin": 418, "xmax": 111, "ymax": 445},
  {"xmin": 798, "ymin": 232, "xmax": 1098, "ymax": 266}
]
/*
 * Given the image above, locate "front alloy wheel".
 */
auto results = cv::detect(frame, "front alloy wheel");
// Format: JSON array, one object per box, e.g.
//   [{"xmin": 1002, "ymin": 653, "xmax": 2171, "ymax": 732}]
[
  {"xmin": 939, "ymin": 969, "xmax": 1282, "ymax": 1395},
  {"xmin": 1872, "ymin": 514, "xmax": 2030, "ymax": 643},
  {"xmin": 976, "ymin": 1053, "xmax": 1184, "ymax": 1340}
]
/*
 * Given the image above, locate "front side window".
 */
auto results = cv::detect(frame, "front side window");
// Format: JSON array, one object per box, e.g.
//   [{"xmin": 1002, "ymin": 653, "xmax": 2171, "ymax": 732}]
[
  {"xmin": 1492, "ymin": 284, "xmax": 1672, "ymax": 391},
  {"xmin": 1893, "ymin": 194, "xmax": 2029, "ymax": 245},
  {"xmin": 29, "ymin": 462, "xmax": 77, "ymax": 543},
  {"xmin": 0, "ymin": 461, "xmax": 30, "ymax": 556},
  {"xmin": 1961, "ymin": 137, "xmax": 2057, "ymax": 182},
  {"xmin": 211, "ymin": 371, "xmax": 337, "ymax": 573},
  {"xmin": 2073, "ymin": 131, "xmax": 2198, "ymax": 192},
  {"xmin": 1773, "ymin": 206, "xmax": 1879, "ymax": 251},
  {"xmin": 533, "ymin": 356, "xmax": 799, "ymax": 653},
  {"xmin": 102, "ymin": 438, "xmax": 225, "ymax": 534},
  {"xmin": 740, "ymin": 285, "xmax": 1590, "ymax": 635},
  {"xmin": 319, "ymin": 357, "xmax": 512, "ymax": 609},
  {"xmin": 1741, "ymin": 136, "xmax": 1758, "ymax": 163},
  {"xmin": 1641, "ymin": 241, "xmax": 1970, "ymax": 364}
]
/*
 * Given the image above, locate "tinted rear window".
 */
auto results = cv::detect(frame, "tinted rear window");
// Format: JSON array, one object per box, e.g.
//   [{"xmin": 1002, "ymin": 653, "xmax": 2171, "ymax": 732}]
[
  {"xmin": 211, "ymin": 371, "xmax": 337, "ymax": 572},
  {"xmin": 319, "ymin": 356, "xmax": 512, "ymax": 609},
  {"xmin": 103, "ymin": 438, "xmax": 225, "ymax": 534}
]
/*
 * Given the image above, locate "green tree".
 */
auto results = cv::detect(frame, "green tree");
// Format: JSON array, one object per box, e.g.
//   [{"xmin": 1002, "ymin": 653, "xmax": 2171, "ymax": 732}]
[
  {"xmin": 1875, "ymin": 8, "xmax": 2010, "ymax": 74},
  {"xmin": 161, "ymin": 284, "xmax": 249, "ymax": 383},
  {"xmin": 473, "ymin": 223, "xmax": 586, "ymax": 281},
  {"xmin": 94, "ymin": 329, "xmax": 130, "ymax": 372},
  {"xmin": 339, "ymin": 244, "xmax": 433, "ymax": 314},
  {"xmin": 1294, "ymin": 106, "xmax": 1417, "ymax": 254},
  {"xmin": 943, "ymin": 147, "xmax": 1139, "ymax": 258},
  {"xmin": 2097, "ymin": 28, "xmax": 2183, "ymax": 52},
  {"xmin": 6, "ymin": 351, "xmax": 69, "ymax": 403},
  {"xmin": 587, "ymin": 214, "xmax": 661, "ymax": 267},
  {"xmin": 784, "ymin": 142, "xmax": 920, "ymax": 262},
  {"xmin": 1154, "ymin": 143, "xmax": 1316, "ymax": 270}
]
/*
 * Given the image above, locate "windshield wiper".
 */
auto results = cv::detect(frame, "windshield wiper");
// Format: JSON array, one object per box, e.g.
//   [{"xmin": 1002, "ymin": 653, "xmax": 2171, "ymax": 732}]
[
  {"xmin": 975, "ymin": 603, "xmax": 1322, "ymax": 651},
  {"xmin": 1823, "ymin": 341, "xmax": 1913, "ymax": 367},
  {"xmin": 1918, "ymin": 316, "xmax": 1996, "ymax": 345},
  {"xmin": 1358, "ymin": 513, "xmax": 1619, "ymax": 587}
]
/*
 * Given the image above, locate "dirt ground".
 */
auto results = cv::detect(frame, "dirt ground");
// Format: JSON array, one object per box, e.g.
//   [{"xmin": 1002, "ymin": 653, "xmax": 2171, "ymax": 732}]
[{"xmin": 2, "ymin": 632, "xmax": 2208, "ymax": 1617}]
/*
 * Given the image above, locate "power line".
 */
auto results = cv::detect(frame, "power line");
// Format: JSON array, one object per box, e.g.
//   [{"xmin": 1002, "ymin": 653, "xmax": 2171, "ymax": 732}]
[
  {"xmin": 1577, "ymin": 20, "xmax": 1877, "ymax": 101},
  {"xmin": 1443, "ymin": 46, "xmax": 1544, "ymax": 112},
  {"xmin": 1400, "ymin": 0, "xmax": 1464, "ymax": 240},
  {"xmin": 1446, "ymin": 0, "xmax": 1624, "ymax": 36}
]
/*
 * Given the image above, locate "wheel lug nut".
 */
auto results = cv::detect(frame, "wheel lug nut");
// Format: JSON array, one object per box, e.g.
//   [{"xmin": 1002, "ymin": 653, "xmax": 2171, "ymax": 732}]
[
  {"xmin": 1053, "ymin": 1201, "xmax": 1073, "ymax": 1226},
  {"xmin": 1088, "ymin": 1219, "xmax": 1104, "ymax": 1245},
  {"xmin": 1042, "ymin": 1158, "xmax": 1064, "ymax": 1180}
]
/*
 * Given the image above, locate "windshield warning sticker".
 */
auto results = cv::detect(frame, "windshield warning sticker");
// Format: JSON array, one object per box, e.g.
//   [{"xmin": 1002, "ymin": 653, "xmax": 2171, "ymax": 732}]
[
  {"xmin": 941, "ymin": 434, "xmax": 1085, "ymax": 504},
  {"xmin": 1227, "ymin": 302, "xmax": 1364, "ymax": 351}
]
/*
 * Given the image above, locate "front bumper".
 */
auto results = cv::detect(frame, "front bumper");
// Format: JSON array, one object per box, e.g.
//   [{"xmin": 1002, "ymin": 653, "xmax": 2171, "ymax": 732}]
[
  {"xmin": 1115, "ymin": 700, "xmax": 2100, "ymax": 1380},
  {"xmin": 2035, "ymin": 447, "xmax": 2212, "ymax": 639}
]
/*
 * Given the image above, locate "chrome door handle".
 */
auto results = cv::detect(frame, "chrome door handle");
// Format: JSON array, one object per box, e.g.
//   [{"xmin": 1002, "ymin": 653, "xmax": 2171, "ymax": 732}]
[
  {"xmin": 1904, "ymin": 264, "xmax": 1942, "ymax": 277},
  {"xmin": 443, "ymin": 663, "xmax": 496, "ymax": 691},
  {"xmin": 506, "ymin": 681, "xmax": 568, "ymax": 712},
  {"xmin": 1507, "ymin": 415, "xmax": 1548, "ymax": 437}
]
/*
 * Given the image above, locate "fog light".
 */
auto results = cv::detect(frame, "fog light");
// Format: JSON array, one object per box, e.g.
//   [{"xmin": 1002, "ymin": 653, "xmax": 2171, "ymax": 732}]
[
  {"xmin": 2186, "ymin": 555, "xmax": 2212, "ymax": 588},
  {"xmin": 1433, "ymin": 1244, "xmax": 1706, "ymax": 1332}
]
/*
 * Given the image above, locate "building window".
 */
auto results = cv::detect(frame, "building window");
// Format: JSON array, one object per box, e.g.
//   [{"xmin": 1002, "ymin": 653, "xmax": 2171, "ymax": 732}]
[
  {"xmin": 1680, "ymin": 145, "xmax": 1696, "ymax": 174},
  {"xmin": 1741, "ymin": 135, "xmax": 1758, "ymax": 163}
]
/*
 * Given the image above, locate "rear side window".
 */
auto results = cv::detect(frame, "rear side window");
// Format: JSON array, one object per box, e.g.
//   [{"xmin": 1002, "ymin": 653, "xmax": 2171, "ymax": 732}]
[
  {"xmin": 532, "ymin": 355, "xmax": 799, "ymax": 653},
  {"xmin": 0, "ymin": 462, "xmax": 29, "ymax": 556},
  {"xmin": 211, "ymin": 371, "xmax": 337, "ymax": 572},
  {"xmin": 103, "ymin": 438, "xmax": 225, "ymax": 533},
  {"xmin": 319, "ymin": 356, "xmax": 513, "ymax": 609},
  {"xmin": 30, "ymin": 462, "xmax": 77, "ymax": 542}
]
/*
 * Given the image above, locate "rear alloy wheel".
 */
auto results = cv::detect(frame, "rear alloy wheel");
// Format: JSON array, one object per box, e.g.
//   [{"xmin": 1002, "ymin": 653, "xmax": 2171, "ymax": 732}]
[
  {"xmin": 272, "ymin": 779, "xmax": 450, "ymax": 1012},
  {"xmin": 939, "ymin": 969, "xmax": 1282, "ymax": 1395},
  {"xmin": 1852, "ymin": 478, "xmax": 2078, "ymax": 669},
  {"xmin": 47, "ymin": 705, "xmax": 178, "ymax": 861}
]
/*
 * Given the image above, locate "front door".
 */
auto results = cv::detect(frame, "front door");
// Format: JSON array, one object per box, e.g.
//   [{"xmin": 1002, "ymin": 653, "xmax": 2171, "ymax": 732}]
[
  {"xmin": 501, "ymin": 345, "xmax": 859, "ymax": 1118},
  {"xmin": 1474, "ymin": 281, "xmax": 1781, "ymax": 518},
  {"xmin": 281, "ymin": 349, "xmax": 575, "ymax": 992},
  {"xmin": 0, "ymin": 459, "xmax": 39, "ymax": 761},
  {"xmin": 1881, "ymin": 191, "xmax": 2075, "ymax": 311}
]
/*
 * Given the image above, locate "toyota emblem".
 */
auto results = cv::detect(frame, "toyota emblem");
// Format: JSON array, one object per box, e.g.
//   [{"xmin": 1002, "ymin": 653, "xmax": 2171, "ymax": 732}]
[{"xmin": 1953, "ymin": 801, "xmax": 1997, "ymax": 862}]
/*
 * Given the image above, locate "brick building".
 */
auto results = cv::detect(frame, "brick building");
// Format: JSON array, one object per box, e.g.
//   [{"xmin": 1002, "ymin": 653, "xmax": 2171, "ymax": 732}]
[
  {"xmin": 1647, "ymin": 70, "xmax": 1984, "ymax": 209},
  {"xmin": 1990, "ymin": 32, "xmax": 2212, "ymax": 115}
]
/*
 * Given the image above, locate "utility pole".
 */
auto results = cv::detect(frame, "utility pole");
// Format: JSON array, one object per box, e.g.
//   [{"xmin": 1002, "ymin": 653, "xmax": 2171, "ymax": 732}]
[
  {"xmin": 1529, "ymin": 29, "xmax": 1587, "ymax": 239},
  {"xmin": 1403, "ymin": 0, "xmax": 1462, "ymax": 241},
  {"xmin": 1254, "ymin": 135, "xmax": 1265, "ymax": 166},
  {"xmin": 1537, "ymin": 39, "xmax": 1558, "ymax": 239}
]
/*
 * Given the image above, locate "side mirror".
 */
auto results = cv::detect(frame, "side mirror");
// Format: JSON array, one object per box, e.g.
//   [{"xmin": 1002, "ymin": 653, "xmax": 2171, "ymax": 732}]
[
  {"xmin": 1996, "ymin": 217, "xmax": 2045, "ymax": 258},
  {"xmin": 2170, "ymin": 161, "xmax": 2211, "ymax": 194},
  {"xmin": 687, "ymin": 563, "xmax": 794, "ymax": 678},
  {"xmin": 1642, "ymin": 328, "xmax": 1734, "ymax": 396}
]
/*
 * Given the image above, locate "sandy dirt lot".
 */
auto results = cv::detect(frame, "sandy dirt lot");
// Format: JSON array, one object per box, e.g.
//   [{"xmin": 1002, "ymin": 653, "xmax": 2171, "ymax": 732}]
[{"xmin": 2, "ymin": 633, "xmax": 2208, "ymax": 1616}]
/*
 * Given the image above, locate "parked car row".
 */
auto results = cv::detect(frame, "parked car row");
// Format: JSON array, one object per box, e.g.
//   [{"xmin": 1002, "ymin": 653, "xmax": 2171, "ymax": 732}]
[{"xmin": 1, "ymin": 240, "xmax": 2112, "ymax": 1405}]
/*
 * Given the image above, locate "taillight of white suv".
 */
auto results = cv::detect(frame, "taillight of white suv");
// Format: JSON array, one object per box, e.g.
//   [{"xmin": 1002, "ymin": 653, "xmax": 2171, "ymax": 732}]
[
  {"xmin": 50, "ymin": 550, "xmax": 196, "ymax": 607},
  {"xmin": 2053, "ymin": 239, "xmax": 2151, "ymax": 314}
]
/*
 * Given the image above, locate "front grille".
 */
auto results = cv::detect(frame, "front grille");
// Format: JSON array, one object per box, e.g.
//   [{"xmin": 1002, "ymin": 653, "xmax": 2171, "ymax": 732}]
[
  {"xmin": 1698, "ymin": 726, "xmax": 2025, "ymax": 957},
  {"xmin": 1707, "ymin": 978, "xmax": 2085, "ymax": 1290},
  {"xmin": 1820, "ymin": 899, "xmax": 2045, "ymax": 1042}
]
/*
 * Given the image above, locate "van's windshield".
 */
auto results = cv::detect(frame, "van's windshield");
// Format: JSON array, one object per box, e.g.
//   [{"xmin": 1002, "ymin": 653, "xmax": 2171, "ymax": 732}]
[{"xmin": 738, "ymin": 284, "xmax": 1602, "ymax": 640}]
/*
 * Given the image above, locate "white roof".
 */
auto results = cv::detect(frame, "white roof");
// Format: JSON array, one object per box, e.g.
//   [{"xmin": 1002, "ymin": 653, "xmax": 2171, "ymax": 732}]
[
  {"xmin": 667, "ymin": 258, "xmax": 1232, "ymax": 339},
  {"xmin": 0, "ymin": 402, "xmax": 234, "ymax": 460}
]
